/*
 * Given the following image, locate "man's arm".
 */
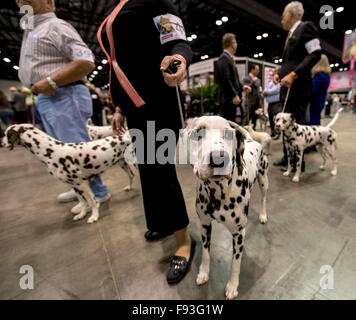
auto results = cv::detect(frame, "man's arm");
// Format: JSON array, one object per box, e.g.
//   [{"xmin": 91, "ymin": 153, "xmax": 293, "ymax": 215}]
[{"xmin": 218, "ymin": 57, "xmax": 239, "ymax": 98}]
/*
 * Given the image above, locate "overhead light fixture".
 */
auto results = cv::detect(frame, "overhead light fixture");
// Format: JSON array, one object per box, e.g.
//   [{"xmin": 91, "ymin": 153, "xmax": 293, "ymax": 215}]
[
  {"xmin": 336, "ymin": 7, "xmax": 344, "ymax": 13},
  {"xmin": 3, "ymin": 58, "xmax": 11, "ymax": 63},
  {"xmin": 339, "ymin": 68, "xmax": 343, "ymax": 71},
  {"xmin": 256, "ymin": 35, "xmax": 262, "ymax": 40},
  {"xmin": 205, "ymin": 55, "xmax": 209, "ymax": 59},
  {"xmin": 187, "ymin": 37, "xmax": 193, "ymax": 42},
  {"xmin": 259, "ymin": 53, "xmax": 263, "ymax": 57},
  {"xmin": 279, "ymin": 58, "xmax": 283, "ymax": 62},
  {"xmin": 274, "ymin": 59, "xmax": 279, "ymax": 63},
  {"xmin": 201, "ymin": 55, "xmax": 205, "ymax": 60},
  {"xmin": 253, "ymin": 54, "xmax": 259, "ymax": 58},
  {"xmin": 345, "ymin": 30, "xmax": 352, "ymax": 35},
  {"xmin": 344, "ymin": 67, "xmax": 348, "ymax": 71},
  {"xmin": 93, "ymin": 71, "xmax": 98, "ymax": 75},
  {"xmin": 191, "ymin": 34, "xmax": 197, "ymax": 39},
  {"xmin": 334, "ymin": 63, "xmax": 339, "ymax": 67},
  {"xmin": 101, "ymin": 59, "xmax": 108, "ymax": 64},
  {"xmin": 97, "ymin": 66, "xmax": 103, "ymax": 70},
  {"xmin": 222, "ymin": 16, "xmax": 228, "ymax": 22},
  {"xmin": 216, "ymin": 20, "xmax": 222, "ymax": 26},
  {"xmin": 13, "ymin": 65, "xmax": 19, "ymax": 70},
  {"xmin": 330, "ymin": 64, "xmax": 334, "ymax": 67},
  {"xmin": 324, "ymin": 11, "xmax": 333, "ymax": 17},
  {"xmin": 262, "ymin": 33, "xmax": 268, "ymax": 38}
]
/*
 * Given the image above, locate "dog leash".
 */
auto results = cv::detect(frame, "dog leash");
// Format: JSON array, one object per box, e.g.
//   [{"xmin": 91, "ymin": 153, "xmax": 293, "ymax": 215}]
[
  {"xmin": 281, "ymin": 86, "xmax": 291, "ymax": 113},
  {"xmin": 164, "ymin": 60, "xmax": 185, "ymax": 128}
]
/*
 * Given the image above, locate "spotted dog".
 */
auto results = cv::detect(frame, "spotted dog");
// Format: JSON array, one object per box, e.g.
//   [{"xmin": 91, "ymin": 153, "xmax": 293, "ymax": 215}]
[
  {"xmin": 86, "ymin": 119, "xmax": 136, "ymax": 192},
  {"xmin": 274, "ymin": 108, "xmax": 343, "ymax": 183},
  {"xmin": 1, "ymin": 124, "xmax": 135, "ymax": 223},
  {"xmin": 182, "ymin": 116, "xmax": 269, "ymax": 300}
]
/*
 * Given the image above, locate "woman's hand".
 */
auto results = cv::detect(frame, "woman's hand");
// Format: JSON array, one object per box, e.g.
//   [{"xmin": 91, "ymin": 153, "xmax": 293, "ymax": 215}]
[
  {"xmin": 112, "ymin": 112, "xmax": 127, "ymax": 136},
  {"xmin": 160, "ymin": 56, "xmax": 187, "ymax": 87}
]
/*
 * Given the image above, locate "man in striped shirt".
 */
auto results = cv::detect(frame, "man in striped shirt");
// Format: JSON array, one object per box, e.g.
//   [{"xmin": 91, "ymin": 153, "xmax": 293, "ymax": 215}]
[{"xmin": 17, "ymin": 0, "xmax": 110, "ymax": 212}]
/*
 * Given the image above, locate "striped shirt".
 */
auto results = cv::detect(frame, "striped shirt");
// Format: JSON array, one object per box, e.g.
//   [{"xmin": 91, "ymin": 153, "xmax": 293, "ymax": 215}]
[{"xmin": 19, "ymin": 12, "xmax": 95, "ymax": 88}]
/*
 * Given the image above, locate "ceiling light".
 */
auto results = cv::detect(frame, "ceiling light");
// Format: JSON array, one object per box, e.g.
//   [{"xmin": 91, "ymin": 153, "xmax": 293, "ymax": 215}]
[
  {"xmin": 187, "ymin": 37, "xmax": 193, "ymax": 42},
  {"xmin": 201, "ymin": 56, "xmax": 205, "ymax": 60},
  {"xmin": 344, "ymin": 67, "xmax": 348, "ymax": 71},
  {"xmin": 205, "ymin": 55, "xmax": 209, "ymax": 59},
  {"xmin": 259, "ymin": 53, "xmax": 263, "ymax": 57},
  {"xmin": 324, "ymin": 11, "xmax": 333, "ymax": 17},
  {"xmin": 222, "ymin": 16, "xmax": 228, "ymax": 22},
  {"xmin": 97, "ymin": 66, "xmax": 103, "ymax": 70},
  {"xmin": 339, "ymin": 68, "xmax": 343, "ymax": 71},
  {"xmin": 216, "ymin": 20, "xmax": 222, "ymax": 26},
  {"xmin": 191, "ymin": 34, "xmax": 197, "ymax": 39},
  {"xmin": 334, "ymin": 63, "xmax": 339, "ymax": 67},
  {"xmin": 279, "ymin": 59, "xmax": 283, "ymax": 62},
  {"xmin": 93, "ymin": 71, "xmax": 98, "ymax": 75},
  {"xmin": 336, "ymin": 7, "xmax": 344, "ymax": 13},
  {"xmin": 262, "ymin": 33, "xmax": 268, "ymax": 38},
  {"xmin": 3, "ymin": 58, "xmax": 11, "ymax": 63},
  {"xmin": 345, "ymin": 30, "xmax": 352, "ymax": 35},
  {"xmin": 274, "ymin": 59, "xmax": 279, "ymax": 63},
  {"xmin": 330, "ymin": 64, "xmax": 334, "ymax": 67},
  {"xmin": 253, "ymin": 54, "xmax": 259, "ymax": 58},
  {"xmin": 256, "ymin": 35, "xmax": 262, "ymax": 40},
  {"xmin": 101, "ymin": 59, "xmax": 108, "ymax": 64},
  {"xmin": 13, "ymin": 65, "xmax": 19, "ymax": 70}
]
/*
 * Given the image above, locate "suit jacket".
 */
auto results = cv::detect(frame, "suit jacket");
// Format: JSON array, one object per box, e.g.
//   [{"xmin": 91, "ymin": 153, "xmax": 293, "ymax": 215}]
[
  {"xmin": 215, "ymin": 52, "xmax": 242, "ymax": 105},
  {"xmin": 279, "ymin": 21, "xmax": 322, "ymax": 102},
  {"xmin": 242, "ymin": 74, "xmax": 262, "ymax": 108}
]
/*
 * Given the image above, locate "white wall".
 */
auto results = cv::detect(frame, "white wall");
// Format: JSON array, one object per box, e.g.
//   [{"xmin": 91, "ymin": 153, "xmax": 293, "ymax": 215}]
[{"xmin": 0, "ymin": 80, "xmax": 23, "ymax": 99}]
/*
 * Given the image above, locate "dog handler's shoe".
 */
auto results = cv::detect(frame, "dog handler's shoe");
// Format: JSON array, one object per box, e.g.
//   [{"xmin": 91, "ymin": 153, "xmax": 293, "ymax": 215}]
[
  {"xmin": 71, "ymin": 193, "xmax": 111, "ymax": 214},
  {"xmin": 167, "ymin": 238, "xmax": 196, "ymax": 284},
  {"xmin": 57, "ymin": 189, "xmax": 78, "ymax": 203}
]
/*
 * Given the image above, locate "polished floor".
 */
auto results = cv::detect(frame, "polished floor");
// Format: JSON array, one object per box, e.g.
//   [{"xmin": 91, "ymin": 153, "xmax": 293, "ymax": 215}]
[{"xmin": 0, "ymin": 111, "xmax": 355, "ymax": 300}]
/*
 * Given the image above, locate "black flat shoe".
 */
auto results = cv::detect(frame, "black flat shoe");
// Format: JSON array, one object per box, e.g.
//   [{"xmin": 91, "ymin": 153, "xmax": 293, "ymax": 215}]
[
  {"xmin": 167, "ymin": 238, "xmax": 196, "ymax": 284},
  {"xmin": 274, "ymin": 157, "xmax": 288, "ymax": 166},
  {"xmin": 144, "ymin": 230, "xmax": 172, "ymax": 241}
]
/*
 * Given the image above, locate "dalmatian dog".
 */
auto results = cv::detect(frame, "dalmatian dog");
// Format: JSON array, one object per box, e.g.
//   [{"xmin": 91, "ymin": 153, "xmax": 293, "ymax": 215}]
[
  {"xmin": 274, "ymin": 108, "xmax": 343, "ymax": 183},
  {"xmin": 244, "ymin": 124, "xmax": 272, "ymax": 155},
  {"xmin": 1, "ymin": 124, "xmax": 136, "ymax": 223},
  {"xmin": 181, "ymin": 116, "xmax": 269, "ymax": 300}
]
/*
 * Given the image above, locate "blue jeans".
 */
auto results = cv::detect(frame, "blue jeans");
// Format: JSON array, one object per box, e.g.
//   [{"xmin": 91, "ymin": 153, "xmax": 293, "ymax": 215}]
[
  {"xmin": 36, "ymin": 84, "xmax": 108, "ymax": 198},
  {"xmin": 0, "ymin": 111, "xmax": 14, "ymax": 126}
]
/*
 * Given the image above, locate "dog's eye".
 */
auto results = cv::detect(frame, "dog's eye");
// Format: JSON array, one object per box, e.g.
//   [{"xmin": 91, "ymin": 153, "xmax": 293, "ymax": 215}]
[
  {"xmin": 283, "ymin": 120, "xmax": 287, "ymax": 124},
  {"xmin": 224, "ymin": 129, "xmax": 233, "ymax": 140}
]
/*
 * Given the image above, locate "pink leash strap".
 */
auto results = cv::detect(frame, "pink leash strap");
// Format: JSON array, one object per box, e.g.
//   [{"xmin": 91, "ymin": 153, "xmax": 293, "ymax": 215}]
[{"xmin": 97, "ymin": 0, "xmax": 145, "ymax": 108}]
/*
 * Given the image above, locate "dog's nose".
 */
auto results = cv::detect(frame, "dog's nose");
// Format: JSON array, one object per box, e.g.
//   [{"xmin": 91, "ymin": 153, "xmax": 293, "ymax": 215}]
[{"xmin": 209, "ymin": 150, "xmax": 230, "ymax": 169}]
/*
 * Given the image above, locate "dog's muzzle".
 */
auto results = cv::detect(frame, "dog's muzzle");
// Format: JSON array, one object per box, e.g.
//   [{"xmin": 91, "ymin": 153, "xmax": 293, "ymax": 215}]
[{"xmin": 209, "ymin": 150, "xmax": 230, "ymax": 169}]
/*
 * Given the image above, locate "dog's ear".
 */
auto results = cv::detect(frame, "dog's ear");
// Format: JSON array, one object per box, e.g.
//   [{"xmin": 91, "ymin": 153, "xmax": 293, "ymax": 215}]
[
  {"xmin": 228, "ymin": 121, "xmax": 249, "ymax": 175},
  {"xmin": 289, "ymin": 113, "xmax": 296, "ymax": 123},
  {"xmin": 6, "ymin": 126, "xmax": 26, "ymax": 151}
]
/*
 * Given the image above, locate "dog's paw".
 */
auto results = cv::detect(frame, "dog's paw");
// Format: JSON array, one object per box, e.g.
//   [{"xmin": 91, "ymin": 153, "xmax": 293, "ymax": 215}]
[
  {"xmin": 319, "ymin": 165, "xmax": 325, "ymax": 171},
  {"xmin": 73, "ymin": 214, "xmax": 85, "ymax": 221},
  {"xmin": 225, "ymin": 282, "xmax": 238, "ymax": 300},
  {"xmin": 283, "ymin": 171, "xmax": 290, "ymax": 177},
  {"xmin": 87, "ymin": 215, "xmax": 99, "ymax": 224},
  {"xmin": 292, "ymin": 176, "xmax": 300, "ymax": 183},
  {"xmin": 196, "ymin": 272, "xmax": 209, "ymax": 286},
  {"xmin": 259, "ymin": 214, "xmax": 268, "ymax": 224},
  {"xmin": 331, "ymin": 170, "xmax": 337, "ymax": 176}
]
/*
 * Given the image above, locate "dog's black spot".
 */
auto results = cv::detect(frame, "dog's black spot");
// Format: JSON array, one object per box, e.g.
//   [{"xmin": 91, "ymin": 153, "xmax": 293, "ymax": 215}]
[
  {"xmin": 236, "ymin": 196, "xmax": 242, "ymax": 203},
  {"xmin": 84, "ymin": 154, "xmax": 90, "ymax": 165},
  {"xmin": 235, "ymin": 217, "xmax": 240, "ymax": 224},
  {"xmin": 231, "ymin": 211, "xmax": 235, "ymax": 217},
  {"xmin": 95, "ymin": 165, "xmax": 100, "ymax": 170},
  {"xmin": 244, "ymin": 205, "xmax": 249, "ymax": 216},
  {"xmin": 235, "ymin": 253, "xmax": 240, "ymax": 260},
  {"xmin": 220, "ymin": 215, "xmax": 225, "ymax": 222},
  {"xmin": 84, "ymin": 164, "xmax": 94, "ymax": 169},
  {"xmin": 44, "ymin": 148, "xmax": 54, "ymax": 159},
  {"xmin": 230, "ymin": 197, "xmax": 235, "ymax": 203},
  {"xmin": 229, "ymin": 203, "xmax": 234, "ymax": 209},
  {"xmin": 101, "ymin": 147, "xmax": 107, "ymax": 151}
]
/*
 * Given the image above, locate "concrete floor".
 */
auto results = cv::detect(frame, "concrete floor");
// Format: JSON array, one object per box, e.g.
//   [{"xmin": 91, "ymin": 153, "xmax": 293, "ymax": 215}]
[{"xmin": 0, "ymin": 112, "xmax": 355, "ymax": 300}]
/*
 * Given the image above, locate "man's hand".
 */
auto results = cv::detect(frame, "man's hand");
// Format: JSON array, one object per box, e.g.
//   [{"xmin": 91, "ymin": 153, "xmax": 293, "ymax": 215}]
[
  {"xmin": 31, "ymin": 79, "xmax": 55, "ymax": 96},
  {"xmin": 232, "ymin": 96, "xmax": 241, "ymax": 105},
  {"xmin": 281, "ymin": 73, "xmax": 295, "ymax": 88},
  {"xmin": 273, "ymin": 73, "xmax": 280, "ymax": 84},
  {"xmin": 160, "ymin": 56, "xmax": 187, "ymax": 87},
  {"xmin": 243, "ymin": 85, "xmax": 252, "ymax": 94},
  {"xmin": 112, "ymin": 112, "xmax": 127, "ymax": 136},
  {"xmin": 263, "ymin": 91, "xmax": 269, "ymax": 97}
]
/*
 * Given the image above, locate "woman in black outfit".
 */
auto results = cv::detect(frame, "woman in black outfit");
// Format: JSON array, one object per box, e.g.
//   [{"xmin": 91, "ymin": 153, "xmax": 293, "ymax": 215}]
[{"xmin": 98, "ymin": 0, "xmax": 194, "ymax": 284}]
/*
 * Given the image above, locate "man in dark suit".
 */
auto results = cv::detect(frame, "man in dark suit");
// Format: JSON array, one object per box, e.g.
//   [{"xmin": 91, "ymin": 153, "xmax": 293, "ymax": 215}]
[
  {"xmin": 243, "ymin": 64, "xmax": 263, "ymax": 127},
  {"xmin": 273, "ymin": 1, "xmax": 322, "ymax": 167},
  {"xmin": 215, "ymin": 33, "xmax": 243, "ymax": 123}
]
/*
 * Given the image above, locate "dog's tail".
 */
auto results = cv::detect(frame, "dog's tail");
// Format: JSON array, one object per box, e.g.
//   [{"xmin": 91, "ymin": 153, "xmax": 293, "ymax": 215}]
[{"xmin": 326, "ymin": 108, "xmax": 343, "ymax": 128}]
